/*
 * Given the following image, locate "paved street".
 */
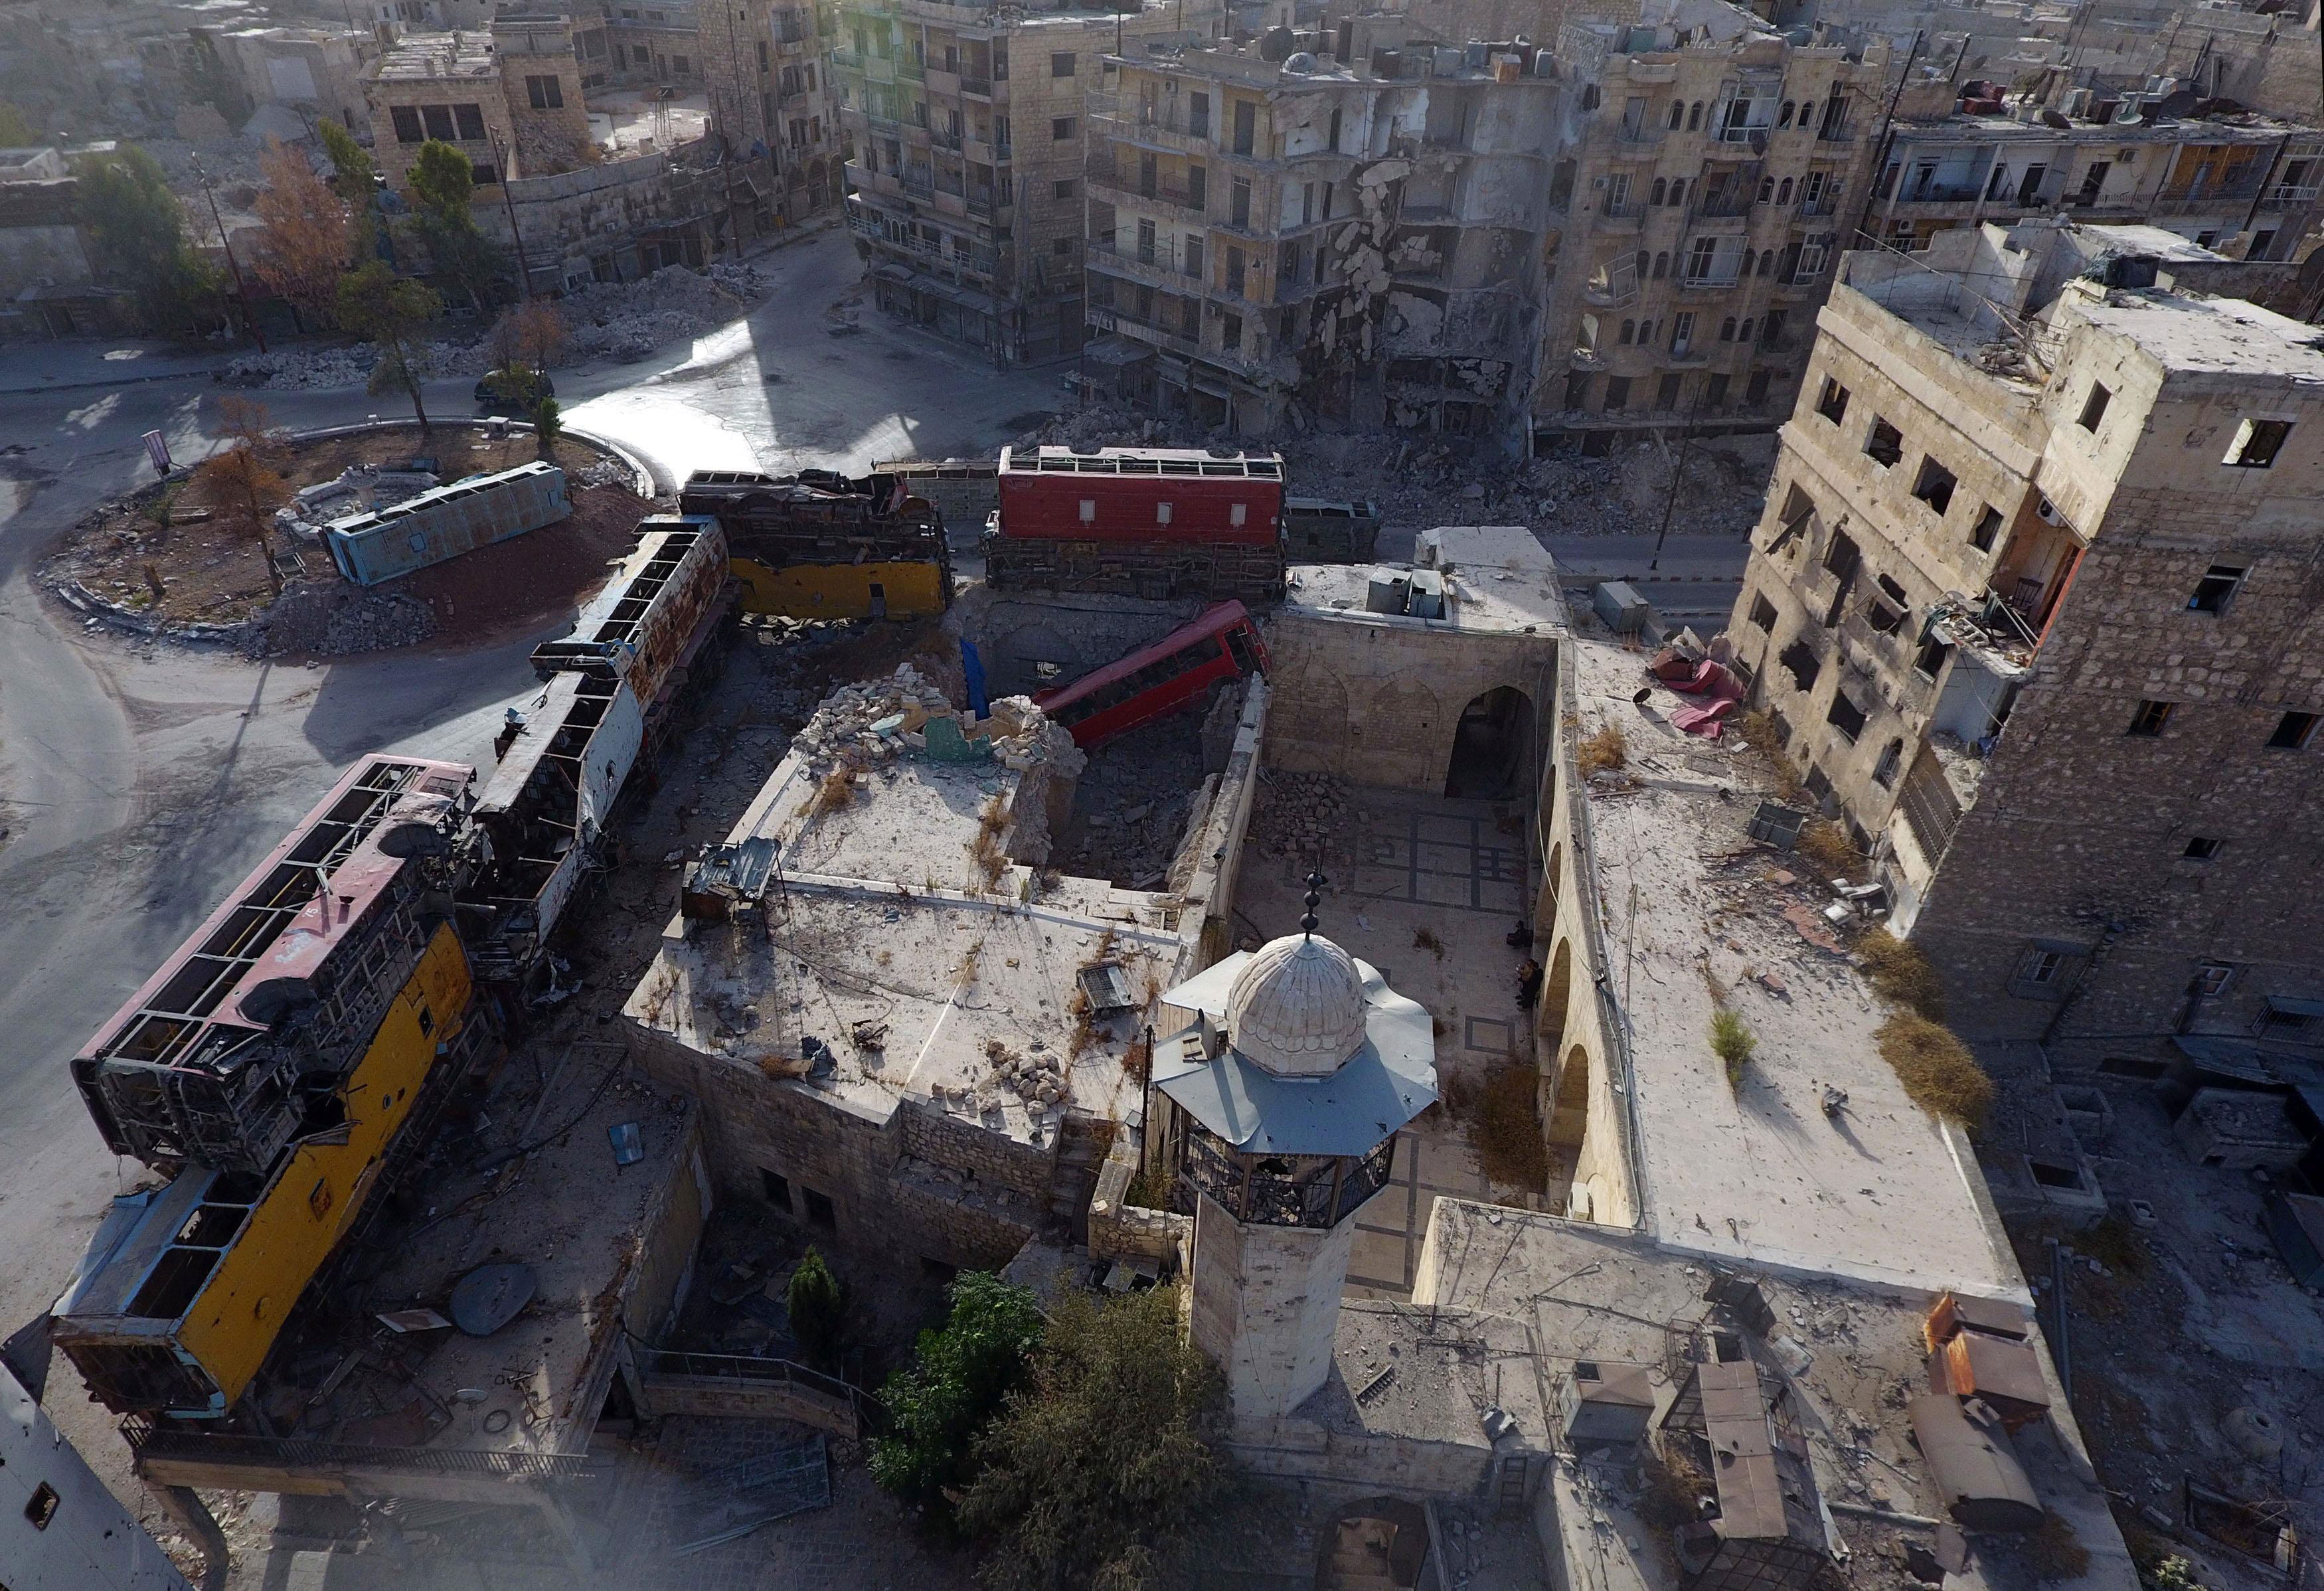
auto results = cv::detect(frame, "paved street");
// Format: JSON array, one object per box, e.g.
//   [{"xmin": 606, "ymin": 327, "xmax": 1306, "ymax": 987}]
[{"xmin": 0, "ymin": 229, "xmax": 1063, "ymax": 1392}]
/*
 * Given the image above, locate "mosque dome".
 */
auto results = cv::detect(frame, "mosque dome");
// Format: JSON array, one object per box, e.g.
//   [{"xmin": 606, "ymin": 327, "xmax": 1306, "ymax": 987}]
[{"xmin": 1224, "ymin": 932, "xmax": 1370, "ymax": 1078}]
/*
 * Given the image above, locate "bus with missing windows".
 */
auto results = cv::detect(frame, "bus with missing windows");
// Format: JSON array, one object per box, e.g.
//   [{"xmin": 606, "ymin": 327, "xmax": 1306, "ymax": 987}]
[{"xmin": 1033, "ymin": 602, "xmax": 1269, "ymax": 750}]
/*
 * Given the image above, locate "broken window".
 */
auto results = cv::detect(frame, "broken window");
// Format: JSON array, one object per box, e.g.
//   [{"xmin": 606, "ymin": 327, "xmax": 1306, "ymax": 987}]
[
  {"xmin": 2224, "ymin": 418, "xmax": 2291, "ymax": 468},
  {"xmin": 1748, "ymin": 369, "xmax": 1772, "ymax": 406},
  {"xmin": 1825, "ymin": 689, "xmax": 1867, "ymax": 742},
  {"xmin": 2192, "ymin": 961, "xmax": 2238, "ymax": 998},
  {"xmin": 422, "ymin": 104, "xmax": 456, "ymax": 141},
  {"xmin": 1969, "ymin": 503, "xmax": 2003, "ymax": 552},
  {"xmin": 2183, "ymin": 836, "xmax": 2222, "ymax": 861},
  {"xmin": 391, "ymin": 105, "xmax": 424, "ymax": 143},
  {"xmin": 1779, "ymin": 640, "xmax": 1821, "ymax": 690},
  {"xmin": 760, "ymin": 1168, "xmax": 792, "ymax": 1210},
  {"xmin": 1815, "ymin": 376, "xmax": 1849, "ymax": 425},
  {"xmin": 1867, "ymin": 596, "xmax": 1906, "ymax": 635},
  {"xmin": 1051, "ymin": 115, "xmax": 1076, "ymax": 141},
  {"xmin": 1864, "ymin": 418, "xmax": 1904, "ymax": 469},
  {"xmin": 1821, "ymin": 529, "xmax": 1860, "ymax": 579},
  {"xmin": 1911, "ymin": 456, "xmax": 1956, "ymax": 516},
  {"xmin": 1914, "ymin": 635, "xmax": 1950, "ymax": 679},
  {"xmin": 803, "ymin": 1187, "xmax": 837, "ymax": 1228},
  {"xmin": 1050, "ymin": 50, "xmax": 1075, "ymax": 76},
  {"xmin": 1748, "ymin": 593, "xmax": 1778, "ymax": 631},
  {"xmin": 1657, "ymin": 374, "xmax": 1683, "ymax": 411},
  {"xmin": 1706, "ymin": 373, "xmax": 1730, "ymax": 407},
  {"xmin": 2127, "ymin": 699, "xmax": 2174, "ymax": 737},
  {"xmin": 2078, "ymin": 382, "xmax": 2112, "ymax": 432},
  {"xmin": 454, "ymin": 103, "xmax": 486, "ymax": 140},
  {"xmin": 1768, "ymin": 482, "xmax": 1815, "ymax": 551},
  {"xmin": 1605, "ymin": 376, "xmax": 1631, "ymax": 410},
  {"xmin": 2009, "ymin": 944, "xmax": 2081, "ymax": 998},
  {"xmin": 1873, "ymin": 738, "xmax": 1904, "ymax": 787},
  {"xmin": 2268, "ymin": 711, "xmax": 2319, "ymax": 750},
  {"xmin": 2187, "ymin": 564, "xmax": 2246, "ymax": 614}
]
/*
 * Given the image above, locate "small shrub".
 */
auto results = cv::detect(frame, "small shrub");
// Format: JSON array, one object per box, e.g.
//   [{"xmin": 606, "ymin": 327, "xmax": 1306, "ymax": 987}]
[
  {"xmin": 788, "ymin": 1247, "xmax": 846, "ymax": 1369},
  {"xmin": 1857, "ymin": 927, "xmax": 1946, "ymax": 1019},
  {"xmin": 1123, "ymin": 1159, "xmax": 1172, "ymax": 1209},
  {"xmin": 1736, "ymin": 709, "xmax": 1803, "ymax": 799},
  {"xmin": 2147, "ymin": 1555, "xmax": 2210, "ymax": 1591},
  {"xmin": 812, "ymin": 765, "xmax": 855, "ymax": 816},
  {"xmin": 1878, "ymin": 1009, "xmax": 1993, "ymax": 1129},
  {"xmin": 1576, "ymin": 723, "xmax": 1627, "ymax": 776},
  {"xmin": 971, "ymin": 794, "xmax": 1009, "ymax": 887},
  {"xmin": 2027, "ymin": 1513, "xmax": 2092, "ymax": 1583},
  {"xmin": 1795, "ymin": 818, "xmax": 1861, "ymax": 880},
  {"xmin": 1468, "ymin": 1064, "xmax": 1548, "ymax": 1191},
  {"xmin": 1710, "ymin": 1009, "xmax": 1756, "ymax": 1088}
]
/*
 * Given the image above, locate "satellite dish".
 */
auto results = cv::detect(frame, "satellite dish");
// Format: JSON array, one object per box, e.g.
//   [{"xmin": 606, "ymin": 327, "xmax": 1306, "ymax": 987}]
[{"xmin": 450, "ymin": 1263, "xmax": 539, "ymax": 1337}]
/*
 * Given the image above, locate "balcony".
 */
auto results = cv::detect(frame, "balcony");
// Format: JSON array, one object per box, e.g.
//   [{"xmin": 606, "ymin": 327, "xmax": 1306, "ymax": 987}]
[
  {"xmin": 1599, "ymin": 200, "xmax": 1647, "ymax": 224},
  {"xmin": 960, "ymin": 74, "xmax": 994, "ymax": 98},
  {"xmin": 1696, "ymin": 191, "xmax": 1753, "ymax": 220},
  {"xmin": 1895, "ymin": 181, "xmax": 1983, "ymax": 205},
  {"xmin": 1816, "ymin": 124, "xmax": 1855, "ymax": 143},
  {"xmin": 1088, "ymin": 236, "xmax": 1206, "ymax": 290},
  {"xmin": 1802, "ymin": 195, "xmax": 1840, "ymax": 217},
  {"xmin": 2158, "ymin": 175, "xmax": 2264, "ymax": 205},
  {"xmin": 900, "ymin": 55, "xmax": 925, "ymax": 81},
  {"xmin": 1086, "ymin": 167, "xmax": 1204, "ymax": 216},
  {"xmin": 1614, "ymin": 124, "xmax": 1661, "ymax": 147},
  {"xmin": 865, "ymin": 53, "xmax": 896, "ymax": 84},
  {"xmin": 2261, "ymin": 183, "xmax": 2321, "ymax": 210},
  {"xmin": 924, "ymin": 66, "xmax": 959, "ymax": 94},
  {"xmin": 1089, "ymin": 106, "xmax": 1213, "ymax": 159}
]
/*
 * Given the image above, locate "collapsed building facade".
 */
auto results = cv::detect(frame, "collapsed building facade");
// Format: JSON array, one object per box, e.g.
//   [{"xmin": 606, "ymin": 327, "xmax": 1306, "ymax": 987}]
[
  {"xmin": 837, "ymin": 0, "xmax": 1222, "ymax": 363},
  {"xmin": 695, "ymin": 0, "xmax": 845, "ymax": 230},
  {"xmin": 1727, "ymin": 218, "xmax": 2324, "ymax": 1061},
  {"xmin": 1087, "ymin": 15, "xmax": 1562, "ymax": 441}
]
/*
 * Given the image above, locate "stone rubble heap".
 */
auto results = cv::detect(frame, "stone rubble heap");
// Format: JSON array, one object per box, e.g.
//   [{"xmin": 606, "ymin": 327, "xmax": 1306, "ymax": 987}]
[
  {"xmin": 244, "ymin": 583, "xmax": 437, "ymax": 659},
  {"xmin": 276, "ymin": 463, "xmax": 441, "ymax": 541},
  {"xmin": 1250, "ymin": 770, "xmax": 1364, "ymax": 870},
  {"xmin": 790, "ymin": 663, "xmax": 1086, "ymax": 782}
]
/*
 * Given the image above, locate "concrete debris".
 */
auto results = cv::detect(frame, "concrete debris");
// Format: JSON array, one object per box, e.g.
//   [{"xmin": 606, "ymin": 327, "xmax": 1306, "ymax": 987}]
[
  {"xmin": 1251, "ymin": 770, "xmax": 1365, "ymax": 869},
  {"xmin": 244, "ymin": 581, "xmax": 437, "ymax": 659},
  {"xmin": 276, "ymin": 463, "xmax": 440, "ymax": 541},
  {"xmin": 789, "ymin": 663, "xmax": 1085, "ymax": 784}
]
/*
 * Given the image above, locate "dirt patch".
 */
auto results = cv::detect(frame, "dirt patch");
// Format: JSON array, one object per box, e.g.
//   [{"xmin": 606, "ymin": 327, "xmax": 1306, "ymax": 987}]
[{"xmin": 48, "ymin": 423, "xmax": 640, "ymax": 657}]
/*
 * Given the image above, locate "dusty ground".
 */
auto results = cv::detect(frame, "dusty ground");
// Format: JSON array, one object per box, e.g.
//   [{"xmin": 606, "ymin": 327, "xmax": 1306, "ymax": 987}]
[{"xmin": 47, "ymin": 424, "xmax": 639, "ymax": 650}]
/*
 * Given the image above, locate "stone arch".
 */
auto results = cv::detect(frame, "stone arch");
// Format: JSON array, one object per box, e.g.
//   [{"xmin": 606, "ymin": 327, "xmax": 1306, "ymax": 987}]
[
  {"xmin": 1282, "ymin": 666, "xmax": 1351, "ymax": 774},
  {"xmin": 1446, "ymin": 685, "xmax": 1534, "ymax": 799},
  {"xmin": 1548, "ymin": 1041, "xmax": 1592, "ymax": 1157},
  {"xmin": 1539, "ymin": 937, "xmax": 1573, "ymax": 1059}
]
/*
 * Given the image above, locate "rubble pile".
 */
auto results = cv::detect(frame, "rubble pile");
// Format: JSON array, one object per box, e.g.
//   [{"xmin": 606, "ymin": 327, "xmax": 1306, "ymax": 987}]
[
  {"xmin": 558, "ymin": 264, "xmax": 760, "ymax": 361},
  {"xmin": 968, "ymin": 1040, "xmax": 1072, "ymax": 1110},
  {"xmin": 245, "ymin": 582, "xmax": 437, "ymax": 659},
  {"xmin": 275, "ymin": 462, "xmax": 441, "ymax": 541},
  {"xmin": 1250, "ymin": 770, "xmax": 1364, "ymax": 869},
  {"xmin": 789, "ymin": 663, "xmax": 1084, "ymax": 782}
]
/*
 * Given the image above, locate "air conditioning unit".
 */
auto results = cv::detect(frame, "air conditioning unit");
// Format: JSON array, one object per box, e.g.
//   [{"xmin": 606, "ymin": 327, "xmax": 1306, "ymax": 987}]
[
  {"xmin": 1592, "ymin": 175, "xmax": 1609, "ymax": 189},
  {"xmin": 2036, "ymin": 495, "xmax": 2066, "ymax": 526}
]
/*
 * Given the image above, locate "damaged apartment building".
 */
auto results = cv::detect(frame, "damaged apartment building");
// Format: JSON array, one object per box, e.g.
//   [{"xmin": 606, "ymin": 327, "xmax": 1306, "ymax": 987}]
[
  {"xmin": 1538, "ymin": 0, "xmax": 1892, "ymax": 444},
  {"xmin": 1728, "ymin": 216, "xmax": 2324, "ymax": 1064},
  {"xmin": 836, "ymin": 0, "xmax": 1222, "ymax": 363},
  {"xmin": 697, "ymin": 0, "xmax": 845, "ymax": 228},
  {"xmin": 1086, "ymin": 15, "xmax": 1561, "ymax": 441}
]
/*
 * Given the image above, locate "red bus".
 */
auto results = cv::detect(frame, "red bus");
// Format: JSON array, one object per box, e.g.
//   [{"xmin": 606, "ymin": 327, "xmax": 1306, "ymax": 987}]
[{"xmin": 1034, "ymin": 601, "xmax": 1269, "ymax": 749}]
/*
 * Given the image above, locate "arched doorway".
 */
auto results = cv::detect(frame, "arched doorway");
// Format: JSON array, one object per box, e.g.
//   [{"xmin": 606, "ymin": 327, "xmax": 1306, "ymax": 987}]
[
  {"xmin": 1446, "ymin": 685, "xmax": 1535, "ymax": 799},
  {"xmin": 1537, "ymin": 939, "xmax": 1572, "ymax": 1060}
]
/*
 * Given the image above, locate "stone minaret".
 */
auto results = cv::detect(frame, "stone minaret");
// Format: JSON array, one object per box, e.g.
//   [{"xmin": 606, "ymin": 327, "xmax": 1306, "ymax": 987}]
[{"xmin": 1152, "ymin": 877, "xmax": 1438, "ymax": 1420}]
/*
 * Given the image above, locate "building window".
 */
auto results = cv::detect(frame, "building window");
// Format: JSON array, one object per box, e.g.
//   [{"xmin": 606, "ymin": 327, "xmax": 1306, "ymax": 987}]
[
  {"xmin": 471, "ymin": 163, "xmax": 497, "ymax": 185},
  {"xmin": 526, "ymin": 74, "xmax": 564, "ymax": 110},
  {"xmin": 2224, "ymin": 418, "xmax": 2291, "ymax": 468},
  {"xmin": 1656, "ymin": 373, "xmax": 1683, "ymax": 410},
  {"xmin": 1618, "ymin": 319, "xmax": 1634, "ymax": 345},
  {"xmin": 1863, "ymin": 417, "xmax": 1903, "ymax": 469},
  {"xmin": 2268, "ymin": 710, "xmax": 2319, "ymax": 750},
  {"xmin": 1822, "ymin": 528, "xmax": 1860, "ymax": 578},
  {"xmin": 1051, "ymin": 50, "xmax": 1075, "ymax": 77},
  {"xmin": 1969, "ymin": 503, "xmax": 2003, "ymax": 552},
  {"xmin": 1651, "ymin": 250, "xmax": 1669, "ymax": 280},
  {"xmin": 758, "ymin": 40, "xmax": 770, "ymax": 71},
  {"xmin": 25, "ymin": 1481, "xmax": 57, "ymax": 1530},
  {"xmin": 672, "ymin": 52, "xmax": 689, "ymax": 73},
  {"xmin": 1222, "ymin": 312, "xmax": 1242, "ymax": 349},
  {"xmin": 2187, "ymin": 564, "xmax": 2246, "ymax": 614},
  {"xmin": 1748, "ymin": 593, "xmax": 1778, "ymax": 631},
  {"xmin": 1719, "ymin": 316, "xmax": 1738, "ymax": 342},
  {"xmin": 1671, "ymin": 311, "xmax": 1695, "ymax": 353},
  {"xmin": 2183, "ymin": 836, "xmax": 2223, "ymax": 861},
  {"xmin": 760, "ymin": 1168, "xmax": 792, "ymax": 1210},
  {"xmin": 1605, "ymin": 376, "xmax": 1631, "ymax": 410},
  {"xmin": 2260, "ymin": 998, "xmax": 2320, "ymax": 1036},
  {"xmin": 391, "ymin": 105, "xmax": 424, "ymax": 143},
  {"xmin": 1779, "ymin": 639, "xmax": 1820, "ymax": 690},
  {"xmin": 421, "ymin": 104, "xmax": 456, "ymax": 140},
  {"xmin": 1872, "ymin": 738, "xmax": 1903, "ymax": 787},
  {"xmin": 1667, "ymin": 100, "xmax": 1684, "ymax": 129},
  {"xmin": 1914, "ymin": 635, "xmax": 1950, "ymax": 679},
  {"xmin": 2078, "ymin": 382, "xmax": 2111, "ymax": 432},
  {"xmin": 1052, "ymin": 236, "xmax": 1072, "ymax": 256},
  {"xmin": 1705, "ymin": 373, "xmax": 1730, "ymax": 407},
  {"xmin": 1053, "ymin": 178, "xmax": 1075, "ymax": 199},
  {"xmin": 454, "ymin": 103, "xmax": 485, "ymax": 139},
  {"xmin": 803, "ymin": 1187, "xmax": 837, "ymax": 1228},
  {"xmin": 1051, "ymin": 116, "xmax": 1076, "ymax": 141},
  {"xmin": 1911, "ymin": 456, "xmax": 1956, "ymax": 516},
  {"xmin": 2193, "ymin": 961, "xmax": 2238, "ymax": 998},
  {"xmin": 2009, "ymin": 944, "xmax": 2080, "ymax": 999},
  {"xmin": 1825, "ymin": 690, "xmax": 1867, "ymax": 742},
  {"xmin": 2127, "ymin": 699, "xmax": 2174, "ymax": 737},
  {"xmin": 1816, "ymin": 376, "xmax": 1849, "ymax": 424}
]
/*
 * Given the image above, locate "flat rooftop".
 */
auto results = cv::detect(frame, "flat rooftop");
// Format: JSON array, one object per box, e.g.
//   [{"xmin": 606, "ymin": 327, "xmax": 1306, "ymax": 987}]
[
  {"xmin": 367, "ymin": 33, "xmax": 499, "ymax": 82},
  {"xmin": 1418, "ymin": 1203, "xmax": 2133, "ymax": 1590},
  {"xmin": 2074, "ymin": 288, "xmax": 2324, "ymax": 381},
  {"xmin": 1286, "ymin": 526, "xmax": 1569, "ymax": 636},
  {"xmin": 624, "ymin": 673, "xmax": 1183, "ymax": 1145},
  {"xmin": 1571, "ymin": 635, "xmax": 2021, "ymax": 1298}
]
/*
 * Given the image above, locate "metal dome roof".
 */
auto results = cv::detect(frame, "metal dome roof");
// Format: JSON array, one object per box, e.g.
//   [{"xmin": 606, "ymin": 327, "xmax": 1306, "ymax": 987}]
[{"xmin": 1224, "ymin": 933, "xmax": 1369, "ymax": 1078}]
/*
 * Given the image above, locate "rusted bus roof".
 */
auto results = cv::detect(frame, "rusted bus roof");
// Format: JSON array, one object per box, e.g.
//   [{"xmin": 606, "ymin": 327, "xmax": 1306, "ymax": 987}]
[
  {"xmin": 76, "ymin": 756, "xmax": 474, "ymax": 1076},
  {"xmin": 527, "ymin": 515, "xmax": 731, "ymax": 711}
]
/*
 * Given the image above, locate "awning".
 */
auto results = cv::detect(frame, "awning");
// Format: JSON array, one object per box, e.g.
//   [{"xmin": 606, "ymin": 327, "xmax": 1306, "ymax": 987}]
[
  {"xmin": 1082, "ymin": 333, "xmax": 1155, "ymax": 369},
  {"xmin": 870, "ymin": 262, "xmax": 913, "ymax": 284}
]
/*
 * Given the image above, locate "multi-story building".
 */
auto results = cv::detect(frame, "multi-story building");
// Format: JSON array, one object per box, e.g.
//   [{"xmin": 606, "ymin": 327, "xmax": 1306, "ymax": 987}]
[
  {"xmin": 698, "ymin": 0, "xmax": 844, "ymax": 231},
  {"xmin": 578, "ymin": 0, "xmax": 703, "ymax": 90},
  {"xmin": 835, "ymin": 0, "xmax": 1218, "ymax": 363},
  {"xmin": 1726, "ymin": 218, "xmax": 2324, "ymax": 1059},
  {"xmin": 1871, "ymin": 70, "xmax": 2324, "ymax": 264},
  {"xmin": 1535, "ymin": 6, "xmax": 1892, "ymax": 442},
  {"xmin": 1086, "ymin": 17, "xmax": 1563, "ymax": 440},
  {"xmin": 363, "ymin": 31, "xmax": 523, "ymax": 192}
]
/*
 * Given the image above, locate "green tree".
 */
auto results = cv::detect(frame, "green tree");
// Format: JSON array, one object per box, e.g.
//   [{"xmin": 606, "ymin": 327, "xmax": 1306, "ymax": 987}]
[
  {"xmin": 530, "ymin": 394, "xmax": 562, "ymax": 461},
  {"xmin": 404, "ymin": 140, "xmax": 501, "ymax": 308},
  {"xmin": 335, "ymin": 262, "xmax": 440, "ymax": 434},
  {"xmin": 959, "ymin": 1284, "xmax": 1226, "ymax": 1591},
  {"xmin": 870, "ymin": 1274, "xmax": 1042, "ymax": 1535},
  {"xmin": 787, "ymin": 1247, "xmax": 846, "ymax": 1370},
  {"xmin": 317, "ymin": 120, "xmax": 378, "ymax": 262},
  {"xmin": 78, "ymin": 146, "xmax": 219, "ymax": 337}
]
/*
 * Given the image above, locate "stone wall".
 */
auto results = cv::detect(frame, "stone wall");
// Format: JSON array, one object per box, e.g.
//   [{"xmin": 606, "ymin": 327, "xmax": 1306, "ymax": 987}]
[{"xmin": 1189, "ymin": 1195, "xmax": 1356, "ymax": 1420}]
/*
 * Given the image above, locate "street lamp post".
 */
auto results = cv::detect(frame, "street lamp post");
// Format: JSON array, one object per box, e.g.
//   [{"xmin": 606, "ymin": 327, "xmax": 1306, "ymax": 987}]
[
  {"xmin": 488, "ymin": 134, "xmax": 536, "ymax": 299},
  {"xmin": 188, "ymin": 155, "xmax": 264, "ymax": 353}
]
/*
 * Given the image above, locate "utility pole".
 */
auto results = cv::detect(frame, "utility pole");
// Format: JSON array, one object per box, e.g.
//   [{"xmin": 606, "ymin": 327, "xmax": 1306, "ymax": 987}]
[
  {"xmin": 489, "ymin": 133, "xmax": 535, "ymax": 298},
  {"xmin": 189, "ymin": 155, "xmax": 264, "ymax": 353}
]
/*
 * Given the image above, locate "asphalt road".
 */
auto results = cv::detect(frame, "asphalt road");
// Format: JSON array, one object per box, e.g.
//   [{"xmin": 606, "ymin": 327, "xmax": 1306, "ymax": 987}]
[{"xmin": 0, "ymin": 230, "xmax": 1064, "ymax": 1361}]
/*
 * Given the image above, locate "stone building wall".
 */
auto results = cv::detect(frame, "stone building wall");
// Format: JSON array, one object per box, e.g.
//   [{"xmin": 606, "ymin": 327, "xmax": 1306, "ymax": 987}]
[{"xmin": 492, "ymin": 15, "xmax": 596, "ymax": 175}]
